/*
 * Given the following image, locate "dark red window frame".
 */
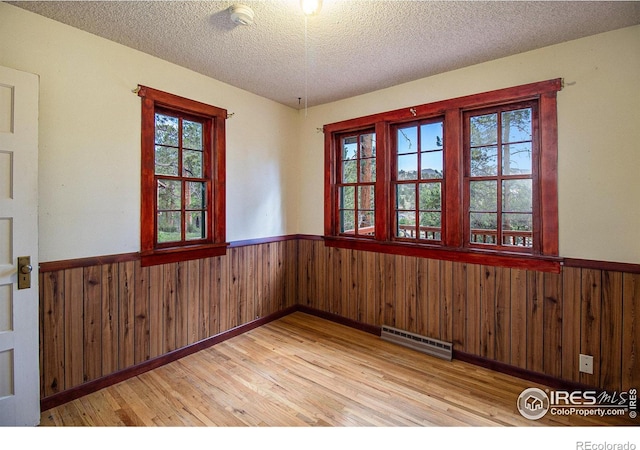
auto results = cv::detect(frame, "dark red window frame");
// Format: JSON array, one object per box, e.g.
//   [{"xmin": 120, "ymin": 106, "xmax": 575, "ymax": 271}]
[
  {"xmin": 138, "ymin": 86, "xmax": 227, "ymax": 266},
  {"xmin": 324, "ymin": 79, "xmax": 562, "ymax": 272}
]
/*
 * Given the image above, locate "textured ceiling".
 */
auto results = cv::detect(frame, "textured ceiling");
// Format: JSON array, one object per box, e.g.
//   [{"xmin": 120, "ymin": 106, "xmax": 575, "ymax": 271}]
[{"xmin": 7, "ymin": 1, "xmax": 640, "ymax": 109}]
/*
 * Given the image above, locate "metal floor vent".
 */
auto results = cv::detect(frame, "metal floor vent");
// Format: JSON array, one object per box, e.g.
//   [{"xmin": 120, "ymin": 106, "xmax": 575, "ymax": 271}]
[{"xmin": 381, "ymin": 325, "xmax": 453, "ymax": 361}]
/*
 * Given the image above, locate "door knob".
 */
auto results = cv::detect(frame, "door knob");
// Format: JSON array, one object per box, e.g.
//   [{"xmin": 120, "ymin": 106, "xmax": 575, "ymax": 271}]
[{"xmin": 17, "ymin": 256, "xmax": 32, "ymax": 289}]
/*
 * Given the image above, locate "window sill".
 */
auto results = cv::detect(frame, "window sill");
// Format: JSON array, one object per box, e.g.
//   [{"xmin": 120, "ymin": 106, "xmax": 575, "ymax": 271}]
[
  {"xmin": 323, "ymin": 236, "xmax": 562, "ymax": 273},
  {"xmin": 141, "ymin": 243, "xmax": 229, "ymax": 267}
]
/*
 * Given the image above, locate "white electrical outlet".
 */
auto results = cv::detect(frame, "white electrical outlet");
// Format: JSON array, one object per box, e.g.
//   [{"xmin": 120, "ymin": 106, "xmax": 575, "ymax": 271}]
[{"xmin": 579, "ymin": 354, "xmax": 594, "ymax": 374}]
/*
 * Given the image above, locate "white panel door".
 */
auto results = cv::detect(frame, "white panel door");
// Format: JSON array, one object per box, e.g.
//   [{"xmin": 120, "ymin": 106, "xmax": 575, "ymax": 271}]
[{"xmin": 0, "ymin": 66, "xmax": 39, "ymax": 426}]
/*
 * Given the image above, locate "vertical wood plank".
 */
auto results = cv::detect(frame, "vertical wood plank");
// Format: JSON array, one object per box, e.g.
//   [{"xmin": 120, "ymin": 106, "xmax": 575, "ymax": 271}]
[
  {"xmin": 284, "ymin": 239, "xmax": 300, "ymax": 307},
  {"xmin": 134, "ymin": 261, "xmax": 150, "ymax": 364},
  {"xmin": 163, "ymin": 263, "xmax": 177, "ymax": 354},
  {"xmin": 118, "ymin": 261, "xmax": 136, "ymax": 370},
  {"xmin": 187, "ymin": 259, "xmax": 201, "ymax": 345},
  {"xmin": 350, "ymin": 250, "xmax": 360, "ymax": 322},
  {"xmin": 228, "ymin": 247, "xmax": 241, "ymax": 331},
  {"xmin": 404, "ymin": 256, "xmax": 418, "ymax": 333},
  {"xmin": 543, "ymin": 271, "xmax": 562, "ymax": 378},
  {"xmin": 451, "ymin": 262, "xmax": 467, "ymax": 350},
  {"xmin": 393, "ymin": 254, "xmax": 407, "ymax": 330},
  {"xmin": 580, "ymin": 268, "xmax": 602, "ymax": 386},
  {"xmin": 466, "ymin": 264, "xmax": 481, "ymax": 356},
  {"xmin": 41, "ymin": 270, "xmax": 65, "ymax": 396},
  {"xmin": 622, "ymin": 272, "xmax": 640, "ymax": 391},
  {"xmin": 561, "ymin": 266, "xmax": 582, "ymax": 383},
  {"xmin": 175, "ymin": 262, "xmax": 188, "ymax": 349},
  {"xmin": 64, "ymin": 268, "xmax": 84, "ymax": 390},
  {"xmin": 330, "ymin": 248, "xmax": 344, "ymax": 317},
  {"xmin": 362, "ymin": 251, "xmax": 377, "ymax": 325},
  {"xmin": 480, "ymin": 265, "xmax": 496, "ymax": 359},
  {"xmin": 83, "ymin": 265, "xmax": 102, "ymax": 382},
  {"xmin": 526, "ymin": 271, "xmax": 544, "ymax": 373},
  {"xmin": 494, "ymin": 266, "xmax": 511, "ymax": 364},
  {"xmin": 208, "ymin": 256, "xmax": 224, "ymax": 337},
  {"xmin": 101, "ymin": 263, "xmax": 118, "ymax": 377},
  {"xmin": 382, "ymin": 253, "xmax": 396, "ymax": 327},
  {"xmin": 415, "ymin": 258, "xmax": 428, "ymax": 337},
  {"xmin": 510, "ymin": 268, "xmax": 528, "ymax": 369},
  {"xmin": 244, "ymin": 245, "xmax": 257, "ymax": 323},
  {"xmin": 600, "ymin": 270, "xmax": 623, "ymax": 392},
  {"xmin": 441, "ymin": 260, "xmax": 454, "ymax": 343},
  {"xmin": 426, "ymin": 258, "xmax": 441, "ymax": 339},
  {"xmin": 200, "ymin": 257, "xmax": 212, "ymax": 338},
  {"xmin": 148, "ymin": 264, "xmax": 163, "ymax": 359},
  {"xmin": 355, "ymin": 250, "xmax": 366, "ymax": 323}
]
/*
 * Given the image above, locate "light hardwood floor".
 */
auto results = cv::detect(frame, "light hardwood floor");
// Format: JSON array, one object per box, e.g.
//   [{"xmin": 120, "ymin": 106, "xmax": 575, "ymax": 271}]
[{"xmin": 39, "ymin": 312, "xmax": 636, "ymax": 427}]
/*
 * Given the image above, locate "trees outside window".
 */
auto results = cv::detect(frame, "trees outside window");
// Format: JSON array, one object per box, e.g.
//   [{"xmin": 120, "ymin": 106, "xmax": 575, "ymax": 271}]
[
  {"xmin": 324, "ymin": 79, "xmax": 561, "ymax": 272},
  {"xmin": 138, "ymin": 86, "xmax": 227, "ymax": 266}
]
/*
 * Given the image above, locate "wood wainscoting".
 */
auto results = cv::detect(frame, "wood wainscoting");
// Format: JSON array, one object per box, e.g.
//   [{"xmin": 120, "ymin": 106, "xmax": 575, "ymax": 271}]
[
  {"xmin": 38, "ymin": 236, "xmax": 640, "ymax": 410},
  {"xmin": 297, "ymin": 239, "xmax": 640, "ymax": 393},
  {"xmin": 39, "ymin": 239, "xmax": 298, "ymax": 403}
]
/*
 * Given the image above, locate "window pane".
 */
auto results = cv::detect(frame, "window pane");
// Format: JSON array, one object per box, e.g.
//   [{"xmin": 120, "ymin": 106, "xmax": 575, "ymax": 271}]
[
  {"xmin": 360, "ymin": 158, "xmax": 376, "ymax": 182},
  {"xmin": 358, "ymin": 211, "xmax": 375, "ymax": 234},
  {"xmin": 342, "ymin": 160, "xmax": 357, "ymax": 183},
  {"xmin": 342, "ymin": 137, "xmax": 357, "ymax": 160},
  {"xmin": 470, "ymin": 146, "xmax": 498, "ymax": 176},
  {"xmin": 358, "ymin": 185, "xmax": 374, "ymax": 210},
  {"xmin": 502, "ymin": 143, "xmax": 532, "ymax": 175},
  {"xmin": 421, "ymin": 150, "xmax": 443, "ymax": 179},
  {"xmin": 339, "ymin": 186, "xmax": 355, "ymax": 209},
  {"xmin": 187, "ymin": 181, "xmax": 206, "ymax": 209},
  {"xmin": 470, "ymin": 113, "xmax": 497, "ymax": 146},
  {"xmin": 183, "ymin": 150, "xmax": 203, "ymax": 178},
  {"xmin": 419, "ymin": 182, "xmax": 441, "ymax": 211},
  {"xmin": 503, "ymin": 179, "xmax": 532, "ymax": 212},
  {"xmin": 397, "ymin": 126, "xmax": 417, "ymax": 155},
  {"xmin": 502, "ymin": 108, "xmax": 532, "ymax": 143},
  {"xmin": 183, "ymin": 120, "xmax": 203, "ymax": 150},
  {"xmin": 470, "ymin": 212, "xmax": 497, "ymax": 244},
  {"xmin": 420, "ymin": 122, "xmax": 443, "ymax": 151},
  {"xmin": 396, "ymin": 184, "xmax": 416, "ymax": 210},
  {"xmin": 397, "ymin": 212, "xmax": 416, "ymax": 238},
  {"xmin": 340, "ymin": 209, "xmax": 355, "ymax": 233},
  {"xmin": 157, "ymin": 179, "xmax": 181, "ymax": 211},
  {"xmin": 155, "ymin": 145, "xmax": 178, "ymax": 176},
  {"xmin": 397, "ymin": 154, "xmax": 417, "ymax": 180},
  {"xmin": 359, "ymin": 133, "xmax": 376, "ymax": 158},
  {"xmin": 503, "ymin": 213, "xmax": 533, "ymax": 247},
  {"xmin": 186, "ymin": 211, "xmax": 206, "ymax": 240},
  {"xmin": 157, "ymin": 211, "xmax": 181, "ymax": 243},
  {"xmin": 469, "ymin": 180, "xmax": 497, "ymax": 211},
  {"xmin": 419, "ymin": 212, "xmax": 441, "ymax": 240},
  {"xmin": 155, "ymin": 113, "xmax": 179, "ymax": 146}
]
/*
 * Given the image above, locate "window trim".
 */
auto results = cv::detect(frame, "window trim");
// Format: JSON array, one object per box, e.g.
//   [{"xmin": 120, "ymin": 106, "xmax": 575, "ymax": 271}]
[
  {"xmin": 138, "ymin": 85, "xmax": 228, "ymax": 266},
  {"xmin": 323, "ymin": 79, "xmax": 562, "ymax": 272}
]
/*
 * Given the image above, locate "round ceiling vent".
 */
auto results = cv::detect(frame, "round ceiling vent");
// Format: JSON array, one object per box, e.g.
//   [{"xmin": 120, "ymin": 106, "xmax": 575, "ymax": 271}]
[{"xmin": 229, "ymin": 5, "xmax": 255, "ymax": 26}]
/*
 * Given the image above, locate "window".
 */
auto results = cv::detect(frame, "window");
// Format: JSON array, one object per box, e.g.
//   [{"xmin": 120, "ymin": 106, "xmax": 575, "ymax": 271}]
[
  {"xmin": 393, "ymin": 119, "xmax": 444, "ymax": 243},
  {"xmin": 465, "ymin": 101, "xmax": 537, "ymax": 252},
  {"xmin": 324, "ymin": 79, "xmax": 562, "ymax": 272},
  {"xmin": 138, "ymin": 86, "xmax": 227, "ymax": 266},
  {"xmin": 337, "ymin": 130, "xmax": 376, "ymax": 237}
]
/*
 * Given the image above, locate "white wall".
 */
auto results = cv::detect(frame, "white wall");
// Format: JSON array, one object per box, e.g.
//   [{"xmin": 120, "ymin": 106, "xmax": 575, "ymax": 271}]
[
  {"xmin": 0, "ymin": 2, "xmax": 300, "ymax": 262},
  {"xmin": 2, "ymin": 3, "xmax": 639, "ymax": 265},
  {"xmin": 297, "ymin": 25, "xmax": 640, "ymax": 264}
]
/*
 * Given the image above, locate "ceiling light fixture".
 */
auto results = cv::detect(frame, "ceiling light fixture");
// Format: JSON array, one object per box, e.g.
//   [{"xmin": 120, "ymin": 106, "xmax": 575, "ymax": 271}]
[
  {"xmin": 301, "ymin": 0, "xmax": 322, "ymax": 16},
  {"xmin": 229, "ymin": 4, "xmax": 254, "ymax": 26}
]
